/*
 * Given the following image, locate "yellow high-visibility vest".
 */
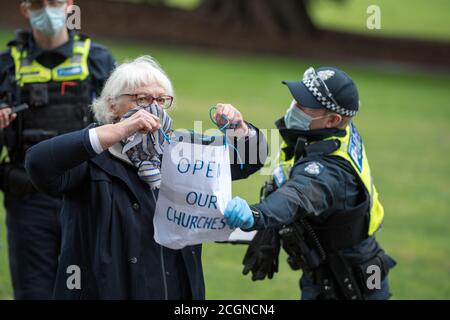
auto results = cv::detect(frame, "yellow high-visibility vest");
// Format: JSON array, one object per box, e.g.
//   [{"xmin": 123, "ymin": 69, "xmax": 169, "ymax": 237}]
[
  {"xmin": 10, "ymin": 34, "xmax": 91, "ymax": 86},
  {"xmin": 275, "ymin": 123, "xmax": 384, "ymax": 236}
]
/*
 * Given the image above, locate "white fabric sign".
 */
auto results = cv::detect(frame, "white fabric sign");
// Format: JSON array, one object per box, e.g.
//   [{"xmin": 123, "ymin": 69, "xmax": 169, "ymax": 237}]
[{"xmin": 154, "ymin": 136, "xmax": 234, "ymax": 249}]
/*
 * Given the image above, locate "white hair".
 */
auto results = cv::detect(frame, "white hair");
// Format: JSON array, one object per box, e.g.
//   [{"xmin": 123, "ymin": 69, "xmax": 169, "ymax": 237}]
[{"xmin": 91, "ymin": 55, "xmax": 174, "ymax": 124}]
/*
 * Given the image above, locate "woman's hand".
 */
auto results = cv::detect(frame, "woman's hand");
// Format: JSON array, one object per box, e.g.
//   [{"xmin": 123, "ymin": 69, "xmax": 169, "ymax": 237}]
[
  {"xmin": 214, "ymin": 103, "xmax": 249, "ymax": 138},
  {"xmin": 116, "ymin": 108, "xmax": 161, "ymax": 137},
  {"xmin": 95, "ymin": 109, "xmax": 161, "ymax": 150}
]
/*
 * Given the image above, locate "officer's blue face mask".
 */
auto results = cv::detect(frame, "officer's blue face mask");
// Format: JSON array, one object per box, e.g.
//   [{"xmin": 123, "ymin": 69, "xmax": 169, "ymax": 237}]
[
  {"xmin": 284, "ymin": 100, "xmax": 330, "ymax": 131},
  {"xmin": 28, "ymin": 6, "xmax": 67, "ymax": 37}
]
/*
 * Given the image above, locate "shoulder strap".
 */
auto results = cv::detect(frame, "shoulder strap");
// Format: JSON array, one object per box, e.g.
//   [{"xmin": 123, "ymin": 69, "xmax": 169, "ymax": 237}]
[
  {"xmin": 73, "ymin": 33, "xmax": 89, "ymax": 42},
  {"xmin": 305, "ymin": 139, "xmax": 340, "ymax": 157},
  {"xmin": 7, "ymin": 29, "xmax": 30, "ymax": 49},
  {"xmin": 291, "ymin": 139, "xmax": 341, "ymax": 169}
]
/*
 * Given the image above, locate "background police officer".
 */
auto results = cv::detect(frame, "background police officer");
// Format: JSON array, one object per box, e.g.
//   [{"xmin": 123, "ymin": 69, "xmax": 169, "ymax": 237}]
[
  {"xmin": 0, "ymin": 0, "xmax": 115, "ymax": 299},
  {"xmin": 223, "ymin": 66, "xmax": 397, "ymax": 300}
]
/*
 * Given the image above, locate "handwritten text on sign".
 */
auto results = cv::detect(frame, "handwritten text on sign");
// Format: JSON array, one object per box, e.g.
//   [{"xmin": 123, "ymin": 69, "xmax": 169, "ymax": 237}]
[{"xmin": 165, "ymin": 157, "xmax": 228, "ymax": 230}]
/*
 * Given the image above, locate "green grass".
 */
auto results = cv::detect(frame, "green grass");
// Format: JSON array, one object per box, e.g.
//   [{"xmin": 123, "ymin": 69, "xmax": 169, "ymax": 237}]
[
  {"xmin": 1, "ymin": 4, "xmax": 450, "ymax": 299},
  {"xmin": 167, "ymin": 0, "xmax": 450, "ymax": 41},
  {"xmin": 310, "ymin": 0, "xmax": 450, "ymax": 41}
]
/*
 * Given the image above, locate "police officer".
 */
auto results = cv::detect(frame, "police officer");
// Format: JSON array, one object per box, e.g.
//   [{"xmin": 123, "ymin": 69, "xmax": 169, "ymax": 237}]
[
  {"xmin": 223, "ymin": 66, "xmax": 396, "ymax": 300},
  {"xmin": 0, "ymin": 0, "xmax": 115, "ymax": 299}
]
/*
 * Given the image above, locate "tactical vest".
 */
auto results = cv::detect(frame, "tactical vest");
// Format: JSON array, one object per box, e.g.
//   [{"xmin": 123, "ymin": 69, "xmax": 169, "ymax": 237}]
[
  {"xmin": 273, "ymin": 123, "xmax": 384, "ymax": 250},
  {"xmin": 8, "ymin": 34, "xmax": 93, "ymax": 162}
]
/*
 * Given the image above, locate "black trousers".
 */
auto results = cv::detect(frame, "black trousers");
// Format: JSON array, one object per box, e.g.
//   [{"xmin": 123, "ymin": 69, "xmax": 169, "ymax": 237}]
[{"xmin": 5, "ymin": 191, "xmax": 62, "ymax": 300}]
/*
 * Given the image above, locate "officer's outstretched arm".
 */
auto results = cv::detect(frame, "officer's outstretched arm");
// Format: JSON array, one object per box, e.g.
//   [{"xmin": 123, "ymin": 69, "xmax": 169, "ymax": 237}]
[{"xmin": 250, "ymin": 161, "xmax": 337, "ymax": 230}]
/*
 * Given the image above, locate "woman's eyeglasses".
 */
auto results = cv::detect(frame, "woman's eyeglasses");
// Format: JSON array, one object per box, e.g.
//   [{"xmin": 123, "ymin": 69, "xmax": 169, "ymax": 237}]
[{"xmin": 119, "ymin": 93, "xmax": 174, "ymax": 109}]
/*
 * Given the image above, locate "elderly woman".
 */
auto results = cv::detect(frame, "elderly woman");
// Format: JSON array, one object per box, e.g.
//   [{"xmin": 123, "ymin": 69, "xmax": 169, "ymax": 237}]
[{"xmin": 24, "ymin": 56, "xmax": 267, "ymax": 299}]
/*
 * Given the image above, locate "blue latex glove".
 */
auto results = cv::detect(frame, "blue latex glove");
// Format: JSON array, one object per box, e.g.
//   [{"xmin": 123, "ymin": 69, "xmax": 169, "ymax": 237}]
[{"xmin": 224, "ymin": 197, "xmax": 254, "ymax": 229}]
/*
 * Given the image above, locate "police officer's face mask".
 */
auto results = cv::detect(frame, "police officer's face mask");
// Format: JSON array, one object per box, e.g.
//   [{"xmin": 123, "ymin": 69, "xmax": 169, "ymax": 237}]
[
  {"xmin": 28, "ymin": 5, "xmax": 67, "ymax": 37},
  {"xmin": 284, "ymin": 100, "xmax": 330, "ymax": 131}
]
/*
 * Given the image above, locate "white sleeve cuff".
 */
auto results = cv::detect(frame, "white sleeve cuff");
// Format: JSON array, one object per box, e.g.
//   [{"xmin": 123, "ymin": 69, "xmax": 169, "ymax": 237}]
[
  {"xmin": 89, "ymin": 128, "xmax": 104, "ymax": 154},
  {"xmin": 248, "ymin": 127, "xmax": 257, "ymax": 138},
  {"xmin": 237, "ymin": 126, "xmax": 256, "ymax": 141}
]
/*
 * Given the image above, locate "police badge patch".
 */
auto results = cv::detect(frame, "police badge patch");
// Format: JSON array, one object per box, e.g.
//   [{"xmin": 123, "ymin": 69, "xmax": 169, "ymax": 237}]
[
  {"xmin": 273, "ymin": 165, "xmax": 288, "ymax": 187},
  {"xmin": 317, "ymin": 70, "xmax": 335, "ymax": 81},
  {"xmin": 57, "ymin": 66, "xmax": 83, "ymax": 77},
  {"xmin": 347, "ymin": 123, "xmax": 364, "ymax": 173},
  {"xmin": 303, "ymin": 162, "xmax": 324, "ymax": 176}
]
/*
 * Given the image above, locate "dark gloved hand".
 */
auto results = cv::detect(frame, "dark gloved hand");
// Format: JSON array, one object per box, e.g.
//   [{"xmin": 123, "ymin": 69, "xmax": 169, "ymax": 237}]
[{"xmin": 242, "ymin": 228, "xmax": 280, "ymax": 281}]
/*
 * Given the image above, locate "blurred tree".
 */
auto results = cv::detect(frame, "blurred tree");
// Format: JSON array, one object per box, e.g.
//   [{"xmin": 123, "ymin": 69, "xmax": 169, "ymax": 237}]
[
  {"xmin": 194, "ymin": 0, "xmax": 316, "ymax": 35},
  {"xmin": 109, "ymin": 0, "xmax": 317, "ymax": 34}
]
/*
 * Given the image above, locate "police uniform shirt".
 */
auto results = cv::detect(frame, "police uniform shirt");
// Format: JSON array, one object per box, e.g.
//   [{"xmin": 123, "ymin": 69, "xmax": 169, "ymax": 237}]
[
  {"xmin": 0, "ymin": 29, "xmax": 116, "ymax": 100},
  {"xmin": 250, "ymin": 123, "xmax": 388, "ymax": 265}
]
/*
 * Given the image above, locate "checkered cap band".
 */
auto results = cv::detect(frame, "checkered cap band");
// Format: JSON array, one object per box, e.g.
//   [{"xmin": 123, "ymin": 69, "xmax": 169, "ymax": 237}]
[{"xmin": 302, "ymin": 79, "xmax": 357, "ymax": 117}]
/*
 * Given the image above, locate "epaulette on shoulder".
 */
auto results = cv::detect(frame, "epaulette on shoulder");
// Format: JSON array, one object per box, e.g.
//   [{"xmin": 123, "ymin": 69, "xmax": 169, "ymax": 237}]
[
  {"xmin": 73, "ymin": 32, "xmax": 90, "ymax": 42},
  {"xmin": 7, "ymin": 29, "xmax": 31, "ymax": 49}
]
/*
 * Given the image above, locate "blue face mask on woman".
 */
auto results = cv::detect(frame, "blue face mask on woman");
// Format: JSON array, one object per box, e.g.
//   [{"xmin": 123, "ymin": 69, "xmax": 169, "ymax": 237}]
[
  {"xmin": 284, "ymin": 100, "xmax": 330, "ymax": 131},
  {"xmin": 29, "ymin": 6, "xmax": 67, "ymax": 37}
]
